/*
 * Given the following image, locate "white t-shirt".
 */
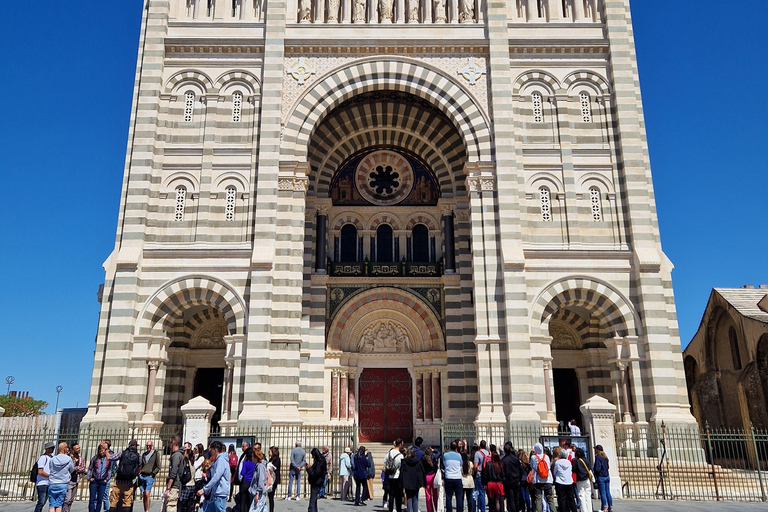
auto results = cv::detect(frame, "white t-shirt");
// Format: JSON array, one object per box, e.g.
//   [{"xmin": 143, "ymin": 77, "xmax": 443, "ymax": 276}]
[
  {"xmin": 36, "ymin": 454, "xmax": 51, "ymax": 487},
  {"xmin": 569, "ymin": 424, "xmax": 581, "ymax": 437},
  {"xmin": 386, "ymin": 449, "xmax": 403, "ymax": 479}
]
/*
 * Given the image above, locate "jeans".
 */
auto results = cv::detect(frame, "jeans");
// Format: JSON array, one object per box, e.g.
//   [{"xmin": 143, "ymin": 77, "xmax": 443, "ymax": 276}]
[
  {"xmin": 464, "ymin": 489, "xmax": 475, "ymax": 512},
  {"xmin": 532, "ymin": 483, "xmax": 556, "ymax": 512},
  {"xmin": 203, "ymin": 496, "xmax": 227, "ymax": 512},
  {"xmin": 35, "ymin": 485, "xmax": 49, "ymax": 512},
  {"xmin": 308, "ymin": 485, "xmax": 321, "ymax": 512},
  {"xmin": 354, "ymin": 477, "xmax": 366, "ymax": 504},
  {"xmin": 387, "ymin": 478, "xmax": 403, "ymax": 512},
  {"xmin": 103, "ymin": 479, "xmax": 111, "ymax": 512},
  {"xmin": 445, "ymin": 479, "xmax": 464, "ymax": 512},
  {"xmin": 596, "ymin": 476, "xmax": 612, "ymax": 510},
  {"xmin": 288, "ymin": 468, "xmax": 301, "ymax": 498},
  {"xmin": 520, "ymin": 485, "xmax": 531, "ymax": 512},
  {"xmin": 405, "ymin": 489, "xmax": 419, "ymax": 512},
  {"xmin": 474, "ymin": 475, "xmax": 486, "ymax": 512},
  {"xmin": 318, "ymin": 474, "xmax": 328, "ymax": 498},
  {"xmin": 268, "ymin": 488, "xmax": 276, "ymax": 512},
  {"xmin": 554, "ymin": 483, "xmax": 576, "ymax": 512},
  {"xmin": 88, "ymin": 481, "xmax": 108, "ymax": 512}
]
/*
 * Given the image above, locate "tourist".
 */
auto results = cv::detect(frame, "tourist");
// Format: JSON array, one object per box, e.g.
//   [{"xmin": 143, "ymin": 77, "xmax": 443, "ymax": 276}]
[
  {"xmin": 530, "ymin": 444, "xmax": 556, "ymax": 512},
  {"xmin": 236, "ymin": 441, "xmax": 256, "ymax": 512},
  {"xmin": 236, "ymin": 441, "xmax": 253, "ymax": 488},
  {"xmin": 140, "ymin": 441, "xmax": 161, "ymax": 512},
  {"xmin": 306, "ymin": 448, "xmax": 327, "ymax": 512},
  {"xmin": 199, "ymin": 441, "xmax": 230, "ymax": 512},
  {"xmin": 365, "ymin": 447, "xmax": 375, "ymax": 502},
  {"xmin": 552, "ymin": 450, "xmax": 576, "ymax": 512},
  {"xmin": 461, "ymin": 448, "xmax": 474, "ymax": 512},
  {"xmin": 401, "ymin": 447, "xmax": 426, "ymax": 512},
  {"xmin": 267, "ymin": 447, "xmax": 281, "ymax": 512},
  {"xmin": 179, "ymin": 445, "xmax": 197, "ymax": 512},
  {"xmin": 339, "ymin": 447, "xmax": 352, "ymax": 502},
  {"xmin": 384, "ymin": 439, "xmax": 405, "ymax": 512},
  {"xmin": 568, "ymin": 422, "xmax": 581, "ymax": 437},
  {"xmin": 352, "ymin": 446, "xmax": 370, "ymax": 506},
  {"xmin": 443, "ymin": 440, "xmax": 463, "ymax": 512},
  {"xmin": 517, "ymin": 451, "xmax": 531, "ymax": 512},
  {"xmin": 62, "ymin": 443, "xmax": 86, "ymax": 512},
  {"xmin": 249, "ymin": 448, "xmax": 269, "ymax": 512},
  {"xmin": 287, "ymin": 441, "xmax": 306, "ymax": 501},
  {"xmin": 413, "ymin": 438, "xmax": 425, "ymax": 461},
  {"xmin": 318, "ymin": 446, "xmax": 332, "ymax": 499},
  {"xmin": 484, "ymin": 446, "xmax": 505, "ymax": 512},
  {"xmin": 228, "ymin": 445, "xmax": 239, "ymax": 502},
  {"xmin": 501, "ymin": 443, "xmax": 521, "ymax": 512},
  {"xmin": 34, "ymin": 441, "xmax": 56, "ymax": 512},
  {"xmin": 422, "ymin": 447, "xmax": 438, "ymax": 512},
  {"xmin": 572, "ymin": 449, "xmax": 592, "ymax": 512},
  {"xmin": 101, "ymin": 439, "xmax": 114, "ymax": 512},
  {"xmin": 87, "ymin": 443, "xmax": 114, "ymax": 512},
  {"xmin": 47, "ymin": 442, "xmax": 75, "ymax": 512},
  {"xmin": 162, "ymin": 435, "xmax": 185, "ymax": 512},
  {"xmin": 109, "ymin": 440, "xmax": 142, "ymax": 512},
  {"xmin": 593, "ymin": 446, "xmax": 612, "ymax": 512},
  {"xmin": 473, "ymin": 441, "xmax": 490, "ymax": 512}
]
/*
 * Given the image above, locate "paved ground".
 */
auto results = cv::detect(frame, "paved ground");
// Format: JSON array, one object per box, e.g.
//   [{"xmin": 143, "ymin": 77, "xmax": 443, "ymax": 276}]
[{"xmin": 0, "ymin": 497, "xmax": 765, "ymax": 512}]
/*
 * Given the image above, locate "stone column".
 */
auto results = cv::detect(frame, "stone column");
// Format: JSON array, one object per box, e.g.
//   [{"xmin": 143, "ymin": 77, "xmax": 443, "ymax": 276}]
[
  {"xmin": 347, "ymin": 372, "xmax": 356, "ymax": 420},
  {"xmin": 543, "ymin": 360, "xmax": 555, "ymax": 421},
  {"xmin": 181, "ymin": 396, "xmax": 217, "ymax": 448},
  {"xmin": 415, "ymin": 373, "xmax": 424, "ymax": 420},
  {"xmin": 580, "ymin": 396, "xmax": 622, "ymax": 498},
  {"xmin": 424, "ymin": 373, "xmax": 433, "ymax": 420},
  {"xmin": 442, "ymin": 208, "xmax": 456, "ymax": 273},
  {"xmin": 316, "ymin": 209, "xmax": 328, "ymax": 273},
  {"xmin": 331, "ymin": 371, "xmax": 339, "ymax": 419},
  {"xmin": 221, "ymin": 361, "xmax": 234, "ymax": 420},
  {"xmin": 433, "ymin": 373, "xmax": 442, "ymax": 419},
  {"xmin": 340, "ymin": 372, "xmax": 348, "ymax": 419},
  {"xmin": 525, "ymin": 0, "xmax": 536, "ymax": 20},
  {"xmin": 143, "ymin": 361, "xmax": 160, "ymax": 422},
  {"xmin": 617, "ymin": 362, "xmax": 633, "ymax": 423}
]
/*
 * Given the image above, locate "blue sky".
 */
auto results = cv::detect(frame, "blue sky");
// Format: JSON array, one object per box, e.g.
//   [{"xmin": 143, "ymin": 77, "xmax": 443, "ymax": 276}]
[{"xmin": 0, "ymin": 2, "xmax": 766, "ymax": 413}]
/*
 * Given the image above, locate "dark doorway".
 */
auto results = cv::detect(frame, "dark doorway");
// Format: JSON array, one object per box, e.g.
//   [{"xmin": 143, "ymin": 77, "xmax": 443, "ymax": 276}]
[
  {"xmin": 340, "ymin": 224, "xmax": 358, "ymax": 262},
  {"xmin": 553, "ymin": 368, "xmax": 582, "ymax": 432},
  {"xmin": 193, "ymin": 368, "xmax": 225, "ymax": 429},
  {"xmin": 412, "ymin": 224, "xmax": 429, "ymax": 262},
  {"xmin": 377, "ymin": 225, "xmax": 394, "ymax": 262}
]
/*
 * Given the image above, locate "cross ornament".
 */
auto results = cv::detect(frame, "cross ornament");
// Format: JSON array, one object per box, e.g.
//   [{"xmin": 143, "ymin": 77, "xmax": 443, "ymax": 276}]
[
  {"xmin": 457, "ymin": 57, "xmax": 486, "ymax": 86},
  {"xmin": 286, "ymin": 57, "xmax": 316, "ymax": 85}
]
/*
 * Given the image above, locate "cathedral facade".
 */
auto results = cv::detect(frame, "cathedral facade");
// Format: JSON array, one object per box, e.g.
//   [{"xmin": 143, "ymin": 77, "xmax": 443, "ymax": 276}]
[{"xmin": 84, "ymin": 0, "xmax": 695, "ymax": 439}]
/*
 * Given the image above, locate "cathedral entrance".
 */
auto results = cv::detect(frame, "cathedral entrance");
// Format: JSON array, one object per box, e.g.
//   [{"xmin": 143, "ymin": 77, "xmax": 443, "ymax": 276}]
[
  {"xmin": 193, "ymin": 367, "xmax": 225, "ymax": 429},
  {"xmin": 358, "ymin": 368, "xmax": 413, "ymax": 443},
  {"xmin": 553, "ymin": 368, "xmax": 581, "ymax": 430}
]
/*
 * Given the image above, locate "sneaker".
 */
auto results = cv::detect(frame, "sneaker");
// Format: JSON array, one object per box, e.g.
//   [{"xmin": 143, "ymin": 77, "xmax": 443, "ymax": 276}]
[
  {"xmin": 284, "ymin": 497, "xmax": 291, "ymax": 501},
  {"xmin": 382, "ymin": 501, "xmax": 388, "ymax": 509},
  {"xmin": 294, "ymin": 496, "xmax": 300, "ymax": 501}
]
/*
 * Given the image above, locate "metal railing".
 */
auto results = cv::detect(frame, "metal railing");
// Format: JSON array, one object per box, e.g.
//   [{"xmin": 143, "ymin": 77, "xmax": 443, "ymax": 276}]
[{"xmin": 615, "ymin": 422, "xmax": 768, "ymax": 502}]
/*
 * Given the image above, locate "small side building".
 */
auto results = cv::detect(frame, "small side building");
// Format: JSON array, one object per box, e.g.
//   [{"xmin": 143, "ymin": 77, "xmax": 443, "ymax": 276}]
[{"xmin": 684, "ymin": 286, "xmax": 768, "ymax": 430}]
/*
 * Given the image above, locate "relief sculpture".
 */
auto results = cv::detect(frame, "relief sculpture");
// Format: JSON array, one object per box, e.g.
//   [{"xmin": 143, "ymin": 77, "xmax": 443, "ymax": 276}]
[
  {"xmin": 358, "ymin": 321, "xmax": 412, "ymax": 353},
  {"xmin": 327, "ymin": 0, "xmax": 340, "ymax": 21},
  {"xmin": 408, "ymin": 0, "xmax": 419, "ymax": 22},
  {"xmin": 298, "ymin": 0, "xmax": 312, "ymax": 22},
  {"xmin": 433, "ymin": 0, "xmax": 446, "ymax": 22},
  {"xmin": 354, "ymin": 0, "xmax": 367, "ymax": 21},
  {"xmin": 379, "ymin": 0, "xmax": 393, "ymax": 22},
  {"xmin": 459, "ymin": 0, "xmax": 474, "ymax": 22}
]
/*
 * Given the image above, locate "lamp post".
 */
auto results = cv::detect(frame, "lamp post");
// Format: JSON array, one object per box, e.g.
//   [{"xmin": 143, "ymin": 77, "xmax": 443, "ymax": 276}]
[
  {"xmin": 5, "ymin": 376, "xmax": 14, "ymax": 396},
  {"xmin": 55, "ymin": 386, "xmax": 63, "ymax": 413}
]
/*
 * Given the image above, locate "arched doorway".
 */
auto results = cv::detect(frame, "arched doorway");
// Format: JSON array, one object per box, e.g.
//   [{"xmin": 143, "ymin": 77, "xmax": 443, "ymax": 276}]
[{"xmin": 358, "ymin": 368, "xmax": 413, "ymax": 442}]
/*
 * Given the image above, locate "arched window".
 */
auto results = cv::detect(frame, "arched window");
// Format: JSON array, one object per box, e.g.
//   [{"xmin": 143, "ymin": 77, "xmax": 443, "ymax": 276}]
[
  {"xmin": 729, "ymin": 327, "xmax": 742, "ymax": 370},
  {"xmin": 376, "ymin": 224, "xmax": 394, "ymax": 262},
  {"xmin": 589, "ymin": 187, "xmax": 602, "ymax": 222},
  {"xmin": 232, "ymin": 92, "xmax": 243, "ymax": 122},
  {"xmin": 539, "ymin": 186, "xmax": 552, "ymax": 222},
  {"xmin": 412, "ymin": 224, "xmax": 429, "ymax": 262},
  {"xmin": 340, "ymin": 224, "xmax": 358, "ymax": 262},
  {"xmin": 225, "ymin": 186, "xmax": 236, "ymax": 221},
  {"xmin": 183, "ymin": 92, "xmax": 195, "ymax": 122},
  {"xmin": 580, "ymin": 92, "xmax": 592, "ymax": 123},
  {"xmin": 532, "ymin": 92, "xmax": 544, "ymax": 123},
  {"xmin": 175, "ymin": 186, "xmax": 187, "ymax": 222}
]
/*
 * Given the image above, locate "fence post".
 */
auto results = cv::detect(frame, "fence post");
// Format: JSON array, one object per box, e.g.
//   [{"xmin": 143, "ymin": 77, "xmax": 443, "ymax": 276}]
[
  {"xmin": 704, "ymin": 422, "xmax": 719, "ymax": 502},
  {"xmin": 580, "ymin": 395, "xmax": 622, "ymax": 499},
  {"xmin": 751, "ymin": 423, "xmax": 767, "ymax": 502}
]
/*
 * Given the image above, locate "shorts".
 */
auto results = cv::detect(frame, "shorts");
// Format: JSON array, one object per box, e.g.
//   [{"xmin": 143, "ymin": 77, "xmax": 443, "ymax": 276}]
[
  {"xmin": 486, "ymin": 481, "xmax": 505, "ymax": 498},
  {"xmin": 48, "ymin": 485, "xmax": 68, "ymax": 508},
  {"xmin": 140, "ymin": 475, "xmax": 155, "ymax": 493}
]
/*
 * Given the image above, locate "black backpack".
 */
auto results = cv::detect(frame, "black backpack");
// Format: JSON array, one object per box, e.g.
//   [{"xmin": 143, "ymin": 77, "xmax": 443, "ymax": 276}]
[
  {"xmin": 29, "ymin": 455, "xmax": 49, "ymax": 483},
  {"xmin": 181, "ymin": 457, "xmax": 192, "ymax": 485},
  {"xmin": 482, "ymin": 459, "xmax": 497, "ymax": 483},
  {"xmin": 116, "ymin": 450, "xmax": 141, "ymax": 481}
]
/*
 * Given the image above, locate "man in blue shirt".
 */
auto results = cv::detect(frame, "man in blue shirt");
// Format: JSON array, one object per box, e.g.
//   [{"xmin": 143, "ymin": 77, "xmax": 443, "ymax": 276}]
[
  {"xmin": 443, "ymin": 441, "xmax": 463, "ymax": 512},
  {"xmin": 199, "ymin": 441, "xmax": 230, "ymax": 512}
]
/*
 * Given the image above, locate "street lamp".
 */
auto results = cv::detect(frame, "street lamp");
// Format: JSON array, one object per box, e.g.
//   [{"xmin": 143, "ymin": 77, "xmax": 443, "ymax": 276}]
[
  {"xmin": 5, "ymin": 376, "xmax": 14, "ymax": 396},
  {"xmin": 55, "ymin": 386, "xmax": 63, "ymax": 413}
]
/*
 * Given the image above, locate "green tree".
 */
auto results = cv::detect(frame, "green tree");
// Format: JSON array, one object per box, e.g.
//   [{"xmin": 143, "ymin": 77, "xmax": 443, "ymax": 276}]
[{"xmin": 0, "ymin": 394, "xmax": 48, "ymax": 417}]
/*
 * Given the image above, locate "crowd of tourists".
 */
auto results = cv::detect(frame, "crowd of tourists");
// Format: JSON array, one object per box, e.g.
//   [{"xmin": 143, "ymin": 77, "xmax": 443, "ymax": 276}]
[{"xmin": 29, "ymin": 432, "xmax": 613, "ymax": 512}]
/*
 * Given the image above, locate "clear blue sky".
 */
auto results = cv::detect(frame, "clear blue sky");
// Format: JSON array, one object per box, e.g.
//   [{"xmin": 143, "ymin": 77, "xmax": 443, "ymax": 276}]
[{"xmin": 0, "ymin": 2, "xmax": 766, "ymax": 413}]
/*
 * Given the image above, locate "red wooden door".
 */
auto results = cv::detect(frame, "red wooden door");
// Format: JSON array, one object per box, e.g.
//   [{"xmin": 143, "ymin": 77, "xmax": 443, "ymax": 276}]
[{"xmin": 358, "ymin": 368, "xmax": 413, "ymax": 443}]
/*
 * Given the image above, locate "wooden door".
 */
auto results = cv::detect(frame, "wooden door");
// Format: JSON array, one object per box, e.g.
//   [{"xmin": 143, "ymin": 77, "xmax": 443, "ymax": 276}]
[{"xmin": 358, "ymin": 368, "xmax": 413, "ymax": 442}]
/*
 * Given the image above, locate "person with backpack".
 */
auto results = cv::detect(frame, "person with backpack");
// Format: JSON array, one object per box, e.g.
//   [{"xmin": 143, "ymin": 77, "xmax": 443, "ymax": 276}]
[
  {"xmin": 351, "ymin": 446, "xmax": 370, "ymax": 506},
  {"xmin": 179, "ymin": 445, "xmax": 199, "ymax": 512},
  {"xmin": 33, "ymin": 442, "xmax": 56, "ymax": 512},
  {"xmin": 592, "ymin": 446, "xmax": 611, "ymax": 512},
  {"xmin": 109, "ymin": 440, "xmax": 142, "ymax": 512},
  {"xmin": 306, "ymin": 448, "xmax": 327, "ymax": 512},
  {"xmin": 473, "ymin": 441, "xmax": 489, "ymax": 512},
  {"xmin": 48, "ymin": 442, "xmax": 75, "ymax": 512},
  {"xmin": 267, "ymin": 447, "xmax": 281, "ymax": 512},
  {"xmin": 249, "ymin": 448, "xmax": 269, "ymax": 512},
  {"xmin": 500, "ymin": 443, "xmax": 521, "ymax": 512},
  {"xmin": 163, "ymin": 435, "xmax": 185, "ymax": 512},
  {"xmin": 384, "ymin": 439, "xmax": 405, "ymax": 512},
  {"xmin": 529, "ymin": 444, "xmax": 556, "ymax": 512}
]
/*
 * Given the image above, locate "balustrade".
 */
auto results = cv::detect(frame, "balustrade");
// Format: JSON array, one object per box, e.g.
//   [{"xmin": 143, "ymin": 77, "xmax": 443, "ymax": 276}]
[{"xmin": 298, "ymin": 0, "xmax": 482, "ymax": 24}]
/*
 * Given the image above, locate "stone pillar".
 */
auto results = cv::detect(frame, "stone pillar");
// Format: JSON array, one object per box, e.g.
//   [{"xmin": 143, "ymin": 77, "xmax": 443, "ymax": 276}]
[
  {"xmin": 331, "ymin": 371, "xmax": 339, "ymax": 419},
  {"xmin": 543, "ymin": 360, "xmax": 556, "ymax": 422},
  {"xmin": 424, "ymin": 373, "xmax": 433, "ymax": 420},
  {"xmin": 143, "ymin": 361, "xmax": 160, "ymax": 422},
  {"xmin": 415, "ymin": 373, "xmax": 424, "ymax": 420},
  {"xmin": 580, "ymin": 396, "xmax": 622, "ymax": 498},
  {"xmin": 433, "ymin": 373, "xmax": 442, "ymax": 419},
  {"xmin": 316, "ymin": 210, "xmax": 328, "ymax": 273},
  {"xmin": 617, "ymin": 362, "xmax": 633, "ymax": 423},
  {"xmin": 221, "ymin": 361, "xmax": 234, "ymax": 420},
  {"xmin": 442, "ymin": 208, "xmax": 456, "ymax": 273},
  {"xmin": 181, "ymin": 396, "xmax": 217, "ymax": 448},
  {"xmin": 340, "ymin": 373, "xmax": 348, "ymax": 419},
  {"xmin": 347, "ymin": 373, "xmax": 356, "ymax": 420}
]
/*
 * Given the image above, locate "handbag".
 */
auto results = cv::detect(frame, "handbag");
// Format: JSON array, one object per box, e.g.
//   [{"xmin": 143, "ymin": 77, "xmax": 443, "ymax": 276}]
[
  {"xmin": 433, "ymin": 467, "xmax": 443, "ymax": 488},
  {"xmin": 249, "ymin": 495, "xmax": 267, "ymax": 512}
]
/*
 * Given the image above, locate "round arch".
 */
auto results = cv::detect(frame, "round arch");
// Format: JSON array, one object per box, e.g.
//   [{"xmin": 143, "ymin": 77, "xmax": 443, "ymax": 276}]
[
  {"xmin": 282, "ymin": 57, "xmax": 493, "ymax": 162},
  {"xmin": 136, "ymin": 275, "xmax": 247, "ymax": 336},
  {"xmin": 531, "ymin": 276, "xmax": 640, "ymax": 338},
  {"xmin": 327, "ymin": 287, "xmax": 444, "ymax": 353}
]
